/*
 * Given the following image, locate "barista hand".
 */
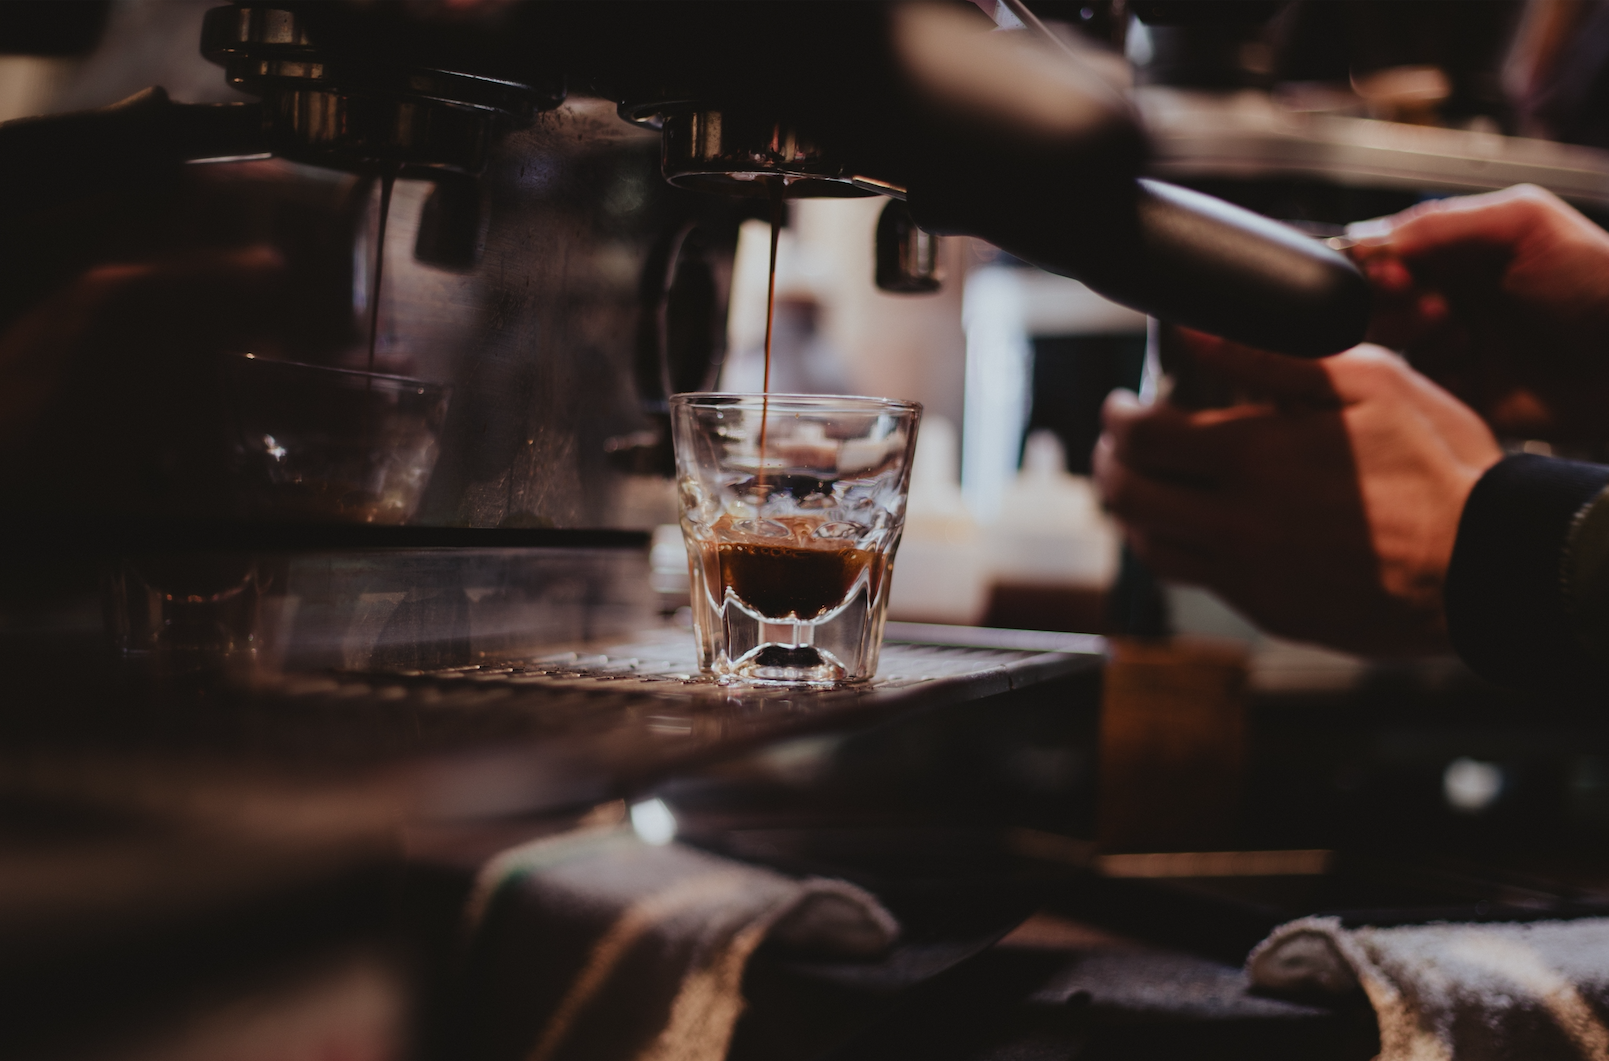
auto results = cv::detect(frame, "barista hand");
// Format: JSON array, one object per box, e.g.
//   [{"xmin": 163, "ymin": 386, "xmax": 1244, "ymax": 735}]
[
  {"xmin": 1352, "ymin": 183, "xmax": 1609, "ymax": 441},
  {"xmin": 0, "ymin": 247, "xmax": 284, "ymax": 447},
  {"xmin": 0, "ymin": 247, "xmax": 286, "ymax": 517},
  {"xmin": 1094, "ymin": 335, "xmax": 1503, "ymax": 655}
]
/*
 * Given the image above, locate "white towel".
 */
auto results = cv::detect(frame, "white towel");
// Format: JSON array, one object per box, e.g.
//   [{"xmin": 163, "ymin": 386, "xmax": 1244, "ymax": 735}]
[
  {"xmin": 455, "ymin": 825, "xmax": 899, "ymax": 1061},
  {"xmin": 1247, "ymin": 915, "xmax": 1609, "ymax": 1060}
]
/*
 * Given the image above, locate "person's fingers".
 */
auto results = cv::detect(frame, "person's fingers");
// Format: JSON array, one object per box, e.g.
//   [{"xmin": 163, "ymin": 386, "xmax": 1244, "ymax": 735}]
[
  {"xmin": 78, "ymin": 246, "xmax": 285, "ymax": 297},
  {"xmin": 1343, "ymin": 215, "xmax": 1393, "ymax": 243},
  {"xmin": 1322, "ymin": 341, "xmax": 1504, "ymax": 452},
  {"xmin": 1092, "ymin": 431, "xmax": 1117, "ymax": 486},
  {"xmin": 1310, "ymin": 343, "xmax": 1404, "ymax": 402},
  {"xmin": 1094, "ymin": 432, "xmax": 1198, "ymax": 524},
  {"xmin": 0, "ymin": 246, "xmax": 288, "ymax": 456},
  {"xmin": 1416, "ymin": 291, "xmax": 1450, "ymax": 325},
  {"xmin": 1390, "ymin": 362, "xmax": 1503, "ymax": 465},
  {"xmin": 1125, "ymin": 529, "xmax": 1218, "ymax": 585},
  {"xmin": 1359, "ymin": 184, "xmax": 1562, "ymax": 261},
  {"xmin": 1101, "ymin": 388, "xmax": 1144, "ymax": 424},
  {"xmin": 1095, "ymin": 438, "xmax": 1238, "ymax": 553},
  {"xmin": 1101, "ymin": 390, "xmax": 1215, "ymax": 479},
  {"xmin": 1356, "ymin": 250, "xmax": 1417, "ymax": 296},
  {"xmin": 1101, "ymin": 389, "xmax": 1278, "ymax": 481},
  {"xmin": 1175, "ymin": 328, "xmax": 1341, "ymax": 406}
]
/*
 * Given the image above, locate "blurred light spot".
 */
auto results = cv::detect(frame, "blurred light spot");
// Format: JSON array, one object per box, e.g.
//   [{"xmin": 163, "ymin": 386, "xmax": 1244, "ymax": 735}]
[
  {"xmin": 263, "ymin": 434, "xmax": 287, "ymax": 461},
  {"xmin": 1126, "ymin": 18, "xmax": 1153, "ymax": 66},
  {"xmin": 605, "ymin": 175, "xmax": 647, "ymax": 216},
  {"xmin": 630, "ymin": 798, "xmax": 677, "ymax": 845},
  {"xmin": 515, "ymin": 157, "xmax": 561, "ymax": 192},
  {"xmin": 991, "ymin": 1, "xmax": 1025, "ymax": 30},
  {"xmin": 1444, "ymin": 757, "xmax": 1503, "ymax": 813},
  {"xmin": 1008, "ymin": 746, "xmax": 1083, "ymax": 793}
]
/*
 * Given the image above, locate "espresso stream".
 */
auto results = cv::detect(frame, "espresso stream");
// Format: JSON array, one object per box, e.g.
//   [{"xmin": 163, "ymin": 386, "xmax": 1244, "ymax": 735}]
[
  {"xmin": 757, "ymin": 180, "xmax": 783, "ymax": 468},
  {"xmin": 357, "ymin": 169, "xmax": 398, "ymax": 463},
  {"xmin": 368, "ymin": 169, "xmax": 396, "ymax": 375}
]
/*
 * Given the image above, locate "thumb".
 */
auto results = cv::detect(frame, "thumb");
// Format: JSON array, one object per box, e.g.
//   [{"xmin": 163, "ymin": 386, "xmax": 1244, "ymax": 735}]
[{"xmin": 1358, "ymin": 185, "xmax": 1549, "ymax": 261}]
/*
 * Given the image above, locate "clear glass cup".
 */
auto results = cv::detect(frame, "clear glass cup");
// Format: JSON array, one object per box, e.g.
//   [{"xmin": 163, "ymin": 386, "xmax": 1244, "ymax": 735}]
[
  {"xmin": 670, "ymin": 393, "xmax": 922, "ymax": 684},
  {"xmin": 226, "ymin": 354, "xmax": 451, "ymax": 524},
  {"xmin": 106, "ymin": 553, "xmax": 266, "ymax": 679}
]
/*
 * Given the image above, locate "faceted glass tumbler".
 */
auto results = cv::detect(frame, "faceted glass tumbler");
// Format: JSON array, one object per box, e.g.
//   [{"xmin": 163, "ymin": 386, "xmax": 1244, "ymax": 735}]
[
  {"xmin": 226, "ymin": 354, "xmax": 451, "ymax": 524},
  {"xmin": 670, "ymin": 393, "xmax": 921, "ymax": 684}
]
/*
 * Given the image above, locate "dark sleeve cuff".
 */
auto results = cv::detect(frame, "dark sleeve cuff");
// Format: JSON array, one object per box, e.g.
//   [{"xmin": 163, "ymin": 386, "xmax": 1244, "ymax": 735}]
[{"xmin": 1445, "ymin": 454, "xmax": 1609, "ymax": 689}]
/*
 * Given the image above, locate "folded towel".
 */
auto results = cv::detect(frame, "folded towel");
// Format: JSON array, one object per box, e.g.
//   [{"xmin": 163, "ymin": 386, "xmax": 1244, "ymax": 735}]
[
  {"xmin": 455, "ymin": 823, "xmax": 899, "ymax": 1061},
  {"xmin": 1247, "ymin": 915, "xmax": 1609, "ymax": 1060}
]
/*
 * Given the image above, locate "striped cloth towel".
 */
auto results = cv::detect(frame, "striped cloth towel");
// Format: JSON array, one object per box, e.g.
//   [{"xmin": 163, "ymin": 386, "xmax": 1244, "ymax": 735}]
[
  {"xmin": 1248, "ymin": 915, "xmax": 1609, "ymax": 1060},
  {"xmin": 453, "ymin": 824, "xmax": 898, "ymax": 1061}
]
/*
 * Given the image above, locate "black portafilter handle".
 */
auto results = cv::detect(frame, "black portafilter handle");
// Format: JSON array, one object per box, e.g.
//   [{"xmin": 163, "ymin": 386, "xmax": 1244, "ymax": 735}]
[
  {"xmin": 1105, "ymin": 180, "xmax": 1370, "ymax": 358},
  {"xmin": 910, "ymin": 177, "xmax": 1370, "ymax": 359}
]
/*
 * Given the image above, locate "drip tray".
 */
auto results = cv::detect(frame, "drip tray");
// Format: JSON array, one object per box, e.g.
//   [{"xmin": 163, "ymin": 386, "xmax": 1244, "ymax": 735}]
[{"xmin": 232, "ymin": 624, "xmax": 1108, "ymax": 818}]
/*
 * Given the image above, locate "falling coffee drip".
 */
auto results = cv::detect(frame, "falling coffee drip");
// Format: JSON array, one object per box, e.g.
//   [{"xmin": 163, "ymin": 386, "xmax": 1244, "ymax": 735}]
[
  {"xmin": 359, "ymin": 169, "xmax": 398, "ymax": 456},
  {"xmin": 368, "ymin": 170, "xmax": 397, "ymax": 375},
  {"xmin": 756, "ymin": 180, "xmax": 784, "ymax": 481}
]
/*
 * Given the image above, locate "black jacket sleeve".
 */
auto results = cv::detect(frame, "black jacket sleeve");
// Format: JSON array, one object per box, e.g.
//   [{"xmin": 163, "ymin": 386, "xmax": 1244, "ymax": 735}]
[{"xmin": 1444, "ymin": 454, "xmax": 1609, "ymax": 689}]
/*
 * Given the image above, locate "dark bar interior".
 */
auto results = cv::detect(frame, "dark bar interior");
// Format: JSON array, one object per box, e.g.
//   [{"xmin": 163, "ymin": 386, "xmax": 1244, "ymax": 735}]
[{"xmin": 5, "ymin": 2, "xmax": 1609, "ymax": 1058}]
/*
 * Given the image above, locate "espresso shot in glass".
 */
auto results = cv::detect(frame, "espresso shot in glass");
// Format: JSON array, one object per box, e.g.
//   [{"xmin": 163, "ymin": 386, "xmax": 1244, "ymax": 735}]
[{"xmin": 670, "ymin": 393, "xmax": 921, "ymax": 685}]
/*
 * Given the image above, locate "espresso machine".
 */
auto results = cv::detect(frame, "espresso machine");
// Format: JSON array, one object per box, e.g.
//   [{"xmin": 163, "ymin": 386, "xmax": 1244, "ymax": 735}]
[{"xmin": 0, "ymin": 4, "xmax": 1395, "ymax": 1058}]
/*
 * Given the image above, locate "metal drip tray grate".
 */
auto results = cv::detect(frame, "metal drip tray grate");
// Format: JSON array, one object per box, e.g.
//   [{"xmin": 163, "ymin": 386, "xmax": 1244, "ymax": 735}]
[
  {"xmin": 0, "ymin": 625, "xmax": 1104, "ymax": 849},
  {"xmin": 223, "ymin": 625, "xmax": 1107, "ymax": 815},
  {"xmin": 378, "ymin": 625, "xmax": 1102, "ymax": 701}
]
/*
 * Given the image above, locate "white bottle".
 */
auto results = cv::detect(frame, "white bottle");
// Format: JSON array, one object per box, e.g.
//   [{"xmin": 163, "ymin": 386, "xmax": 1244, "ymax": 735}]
[
  {"xmin": 888, "ymin": 416, "xmax": 990, "ymax": 626},
  {"xmin": 989, "ymin": 430, "xmax": 1119, "ymax": 592}
]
